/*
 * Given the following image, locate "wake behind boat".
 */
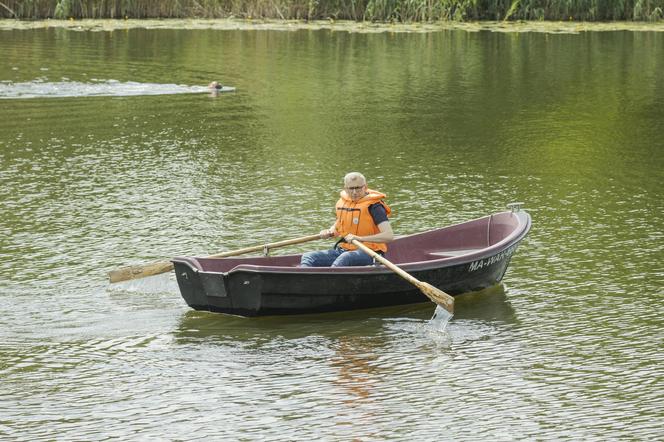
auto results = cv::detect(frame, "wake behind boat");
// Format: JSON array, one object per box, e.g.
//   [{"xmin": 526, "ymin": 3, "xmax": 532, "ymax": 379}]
[{"xmin": 172, "ymin": 204, "xmax": 531, "ymax": 316}]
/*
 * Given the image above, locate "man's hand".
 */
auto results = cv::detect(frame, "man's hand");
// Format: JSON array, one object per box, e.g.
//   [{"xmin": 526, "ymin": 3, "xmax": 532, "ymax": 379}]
[
  {"xmin": 319, "ymin": 229, "xmax": 334, "ymax": 239},
  {"xmin": 344, "ymin": 233, "xmax": 359, "ymax": 243}
]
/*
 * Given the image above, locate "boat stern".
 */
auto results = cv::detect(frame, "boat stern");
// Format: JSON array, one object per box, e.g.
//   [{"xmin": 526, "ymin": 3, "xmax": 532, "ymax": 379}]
[{"xmin": 172, "ymin": 257, "xmax": 263, "ymax": 315}]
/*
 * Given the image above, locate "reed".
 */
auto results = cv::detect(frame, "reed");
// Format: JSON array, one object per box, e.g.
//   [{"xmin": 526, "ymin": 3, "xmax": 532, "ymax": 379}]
[{"xmin": 0, "ymin": 0, "xmax": 661, "ymax": 20}]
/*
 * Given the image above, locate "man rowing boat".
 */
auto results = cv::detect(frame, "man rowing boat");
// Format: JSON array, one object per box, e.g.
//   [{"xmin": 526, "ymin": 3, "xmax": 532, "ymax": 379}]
[{"xmin": 300, "ymin": 172, "xmax": 394, "ymax": 267}]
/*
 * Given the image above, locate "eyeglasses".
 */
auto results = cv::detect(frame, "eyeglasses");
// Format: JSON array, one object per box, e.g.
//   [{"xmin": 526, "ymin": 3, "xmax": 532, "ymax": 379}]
[{"xmin": 346, "ymin": 185, "xmax": 365, "ymax": 191}]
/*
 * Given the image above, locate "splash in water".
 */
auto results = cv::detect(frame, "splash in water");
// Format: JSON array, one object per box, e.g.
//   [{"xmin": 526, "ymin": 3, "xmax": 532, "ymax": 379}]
[
  {"xmin": 0, "ymin": 79, "xmax": 235, "ymax": 99},
  {"xmin": 429, "ymin": 304, "xmax": 453, "ymax": 332},
  {"xmin": 107, "ymin": 272, "xmax": 180, "ymax": 295}
]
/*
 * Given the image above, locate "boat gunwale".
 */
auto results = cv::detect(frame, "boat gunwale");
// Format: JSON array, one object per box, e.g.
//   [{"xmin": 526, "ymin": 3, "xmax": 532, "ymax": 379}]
[{"xmin": 172, "ymin": 210, "xmax": 531, "ymax": 276}]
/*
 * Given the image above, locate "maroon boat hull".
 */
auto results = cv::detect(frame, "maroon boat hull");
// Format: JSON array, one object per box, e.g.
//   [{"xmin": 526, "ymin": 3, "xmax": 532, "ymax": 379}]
[{"xmin": 172, "ymin": 209, "xmax": 531, "ymax": 316}]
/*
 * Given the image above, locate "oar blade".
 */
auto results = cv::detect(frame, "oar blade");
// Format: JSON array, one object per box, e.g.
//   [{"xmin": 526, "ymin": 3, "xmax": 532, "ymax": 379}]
[
  {"xmin": 419, "ymin": 282, "xmax": 454, "ymax": 314},
  {"xmin": 108, "ymin": 261, "xmax": 174, "ymax": 283}
]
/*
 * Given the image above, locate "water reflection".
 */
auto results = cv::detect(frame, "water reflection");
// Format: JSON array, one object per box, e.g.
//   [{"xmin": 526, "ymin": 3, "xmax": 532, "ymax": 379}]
[
  {"xmin": 172, "ymin": 284, "xmax": 516, "ymax": 347},
  {"xmin": 331, "ymin": 336, "xmax": 378, "ymax": 403},
  {"xmin": 173, "ymin": 304, "xmax": 428, "ymax": 343},
  {"xmin": 453, "ymin": 284, "xmax": 518, "ymax": 323}
]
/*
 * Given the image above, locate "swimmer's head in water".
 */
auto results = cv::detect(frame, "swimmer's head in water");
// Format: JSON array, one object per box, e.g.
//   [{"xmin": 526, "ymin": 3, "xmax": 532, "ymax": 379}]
[{"xmin": 208, "ymin": 81, "xmax": 222, "ymax": 90}]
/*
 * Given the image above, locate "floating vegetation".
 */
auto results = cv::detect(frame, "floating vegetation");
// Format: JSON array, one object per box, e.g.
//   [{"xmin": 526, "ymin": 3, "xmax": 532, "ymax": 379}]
[{"xmin": 0, "ymin": 18, "xmax": 662, "ymax": 34}]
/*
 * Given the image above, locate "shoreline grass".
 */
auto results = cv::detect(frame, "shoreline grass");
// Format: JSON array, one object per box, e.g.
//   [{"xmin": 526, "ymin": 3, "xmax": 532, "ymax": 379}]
[{"xmin": 1, "ymin": 0, "xmax": 662, "ymax": 22}]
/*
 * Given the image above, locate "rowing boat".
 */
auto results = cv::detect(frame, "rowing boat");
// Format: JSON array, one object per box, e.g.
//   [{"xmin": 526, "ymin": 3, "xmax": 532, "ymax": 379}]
[{"xmin": 172, "ymin": 205, "xmax": 531, "ymax": 316}]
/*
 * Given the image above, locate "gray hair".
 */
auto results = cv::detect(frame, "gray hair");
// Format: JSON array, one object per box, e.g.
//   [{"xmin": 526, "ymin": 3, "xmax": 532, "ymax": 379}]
[{"xmin": 343, "ymin": 172, "xmax": 366, "ymax": 186}]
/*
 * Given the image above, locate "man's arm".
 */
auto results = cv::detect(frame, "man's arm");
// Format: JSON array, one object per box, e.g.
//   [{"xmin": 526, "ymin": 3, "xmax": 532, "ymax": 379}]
[{"xmin": 344, "ymin": 221, "xmax": 394, "ymax": 244}]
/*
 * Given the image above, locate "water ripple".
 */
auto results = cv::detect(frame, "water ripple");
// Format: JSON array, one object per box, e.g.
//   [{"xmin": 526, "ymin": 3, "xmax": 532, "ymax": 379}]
[{"xmin": 1, "ymin": 28, "xmax": 662, "ymax": 441}]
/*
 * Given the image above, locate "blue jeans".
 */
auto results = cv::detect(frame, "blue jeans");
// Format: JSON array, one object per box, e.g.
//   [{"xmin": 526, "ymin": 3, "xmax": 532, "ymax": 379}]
[{"xmin": 300, "ymin": 247, "xmax": 375, "ymax": 267}]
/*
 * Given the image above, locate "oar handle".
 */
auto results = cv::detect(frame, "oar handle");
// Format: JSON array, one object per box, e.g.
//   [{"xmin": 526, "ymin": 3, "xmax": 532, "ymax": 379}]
[{"xmin": 108, "ymin": 233, "xmax": 322, "ymax": 283}]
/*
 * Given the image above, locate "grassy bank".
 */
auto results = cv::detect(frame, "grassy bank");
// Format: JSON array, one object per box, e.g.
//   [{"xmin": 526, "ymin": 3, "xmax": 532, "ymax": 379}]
[{"xmin": 1, "ymin": 0, "xmax": 662, "ymax": 21}]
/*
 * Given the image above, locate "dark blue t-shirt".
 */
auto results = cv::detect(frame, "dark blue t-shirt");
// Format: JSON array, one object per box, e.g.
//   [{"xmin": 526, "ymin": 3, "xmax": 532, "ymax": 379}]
[{"xmin": 368, "ymin": 203, "xmax": 389, "ymax": 225}]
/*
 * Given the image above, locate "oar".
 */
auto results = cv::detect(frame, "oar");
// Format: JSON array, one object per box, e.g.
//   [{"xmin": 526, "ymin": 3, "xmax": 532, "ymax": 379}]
[
  {"xmin": 351, "ymin": 239, "xmax": 454, "ymax": 314},
  {"xmin": 108, "ymin": 233, "xmax": 322, "ymax": 284}
]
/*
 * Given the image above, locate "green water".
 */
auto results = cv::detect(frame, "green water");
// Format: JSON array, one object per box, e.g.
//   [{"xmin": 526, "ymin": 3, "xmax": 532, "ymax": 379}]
[{"xmin": 1, "ymin": 27, "xmax": 662, "ymax": 439}]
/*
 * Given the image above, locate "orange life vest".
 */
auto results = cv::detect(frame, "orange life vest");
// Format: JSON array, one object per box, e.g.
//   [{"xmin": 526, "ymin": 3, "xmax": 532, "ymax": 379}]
[{"xmin": 334, "ymin": 189, "xmax": 391, "ymax": 253}]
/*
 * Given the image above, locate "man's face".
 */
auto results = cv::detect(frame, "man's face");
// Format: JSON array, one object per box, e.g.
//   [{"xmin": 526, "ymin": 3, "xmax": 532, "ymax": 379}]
[{"xmin": 345, "ymin": 178, "xmax": 367, "ymax": 202}]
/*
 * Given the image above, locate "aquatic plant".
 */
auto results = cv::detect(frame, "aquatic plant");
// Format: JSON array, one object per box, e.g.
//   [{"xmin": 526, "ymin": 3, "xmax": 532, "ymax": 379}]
[{"xmin": 0, "ymin": 0, "xmax": 662, "ymax": 20}]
